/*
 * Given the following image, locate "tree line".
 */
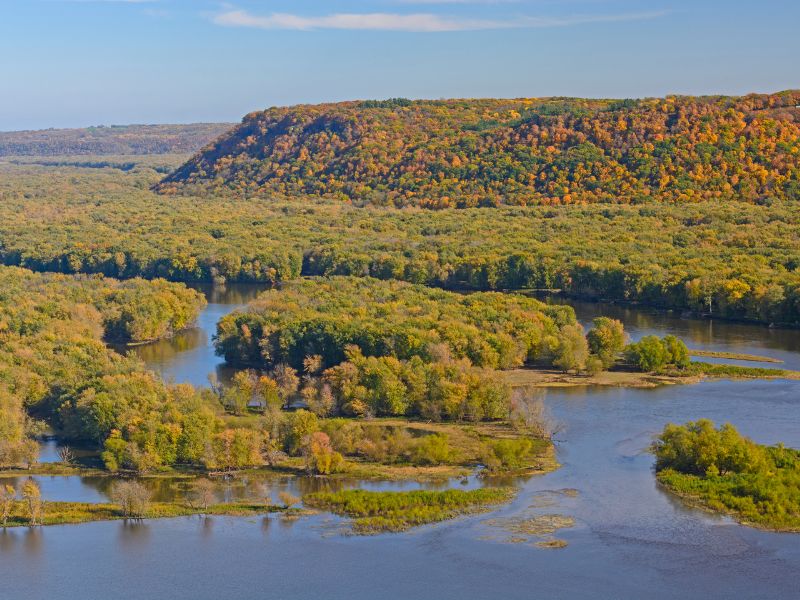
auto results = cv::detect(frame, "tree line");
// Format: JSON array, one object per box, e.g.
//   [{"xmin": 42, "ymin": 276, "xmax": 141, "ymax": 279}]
[
  {"xmin": 0, "ymin": 123, "xmax": 232, "ymax": 157},
  {"xmin": 1, "ymin": 164, "xmax": 798, "ymax": 325},
  {"xmin": 215, "ymin": 277, "xmax": 691, "ymax": 422}
]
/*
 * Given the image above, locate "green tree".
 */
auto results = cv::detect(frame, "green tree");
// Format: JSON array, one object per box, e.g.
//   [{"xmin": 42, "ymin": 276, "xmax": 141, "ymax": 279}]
[
  {"xmin": 283, "ymin": 410, "xmax": 319, "ymax": 456},
  {"xmin": 552, "ymin": 324, "xmax": 589, "ymax": 373},
  {"xmin": 625, "ymin": 336, "xmax": 669, "ymax": 371},
  {"xmin": 662, "ymin": 335, "xmax": 690, "ymax": 368},
  {"xmin": 586, "ymin": 317, "xmax": 626, "ymax": 368},
  {"xmin": 653, "ymin": 419, "xmax": 766, "ymax": 476}
]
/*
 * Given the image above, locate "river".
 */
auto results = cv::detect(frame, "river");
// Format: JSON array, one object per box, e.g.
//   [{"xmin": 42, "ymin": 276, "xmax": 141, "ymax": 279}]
[{"xmin": 1, "ymin": 285, "xmax": 798, "ymax": 600}]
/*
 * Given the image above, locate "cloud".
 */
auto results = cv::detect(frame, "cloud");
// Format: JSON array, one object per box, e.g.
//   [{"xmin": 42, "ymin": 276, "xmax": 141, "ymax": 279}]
[
  {"xmin": 212, "ymin": 10, "xmax": 513, "ymax": 32},
  {"xmin": 212, "ymin": 8, "xmax": 668, "ymax": 33}
]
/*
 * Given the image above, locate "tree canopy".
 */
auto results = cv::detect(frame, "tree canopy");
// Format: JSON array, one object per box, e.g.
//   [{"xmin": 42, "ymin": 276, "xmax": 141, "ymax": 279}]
[{"xmin": 158, "ymin": 92, "xmax": 800, "ymax": 207}]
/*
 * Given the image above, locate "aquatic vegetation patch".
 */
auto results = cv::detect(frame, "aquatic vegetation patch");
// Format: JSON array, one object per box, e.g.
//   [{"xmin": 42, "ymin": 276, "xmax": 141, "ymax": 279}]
[
  {"xmin": 0, "ymin": 500, "xmax": 285, "ymax": 528},
  {"xmin": 482, "ymin": 488, "xmax": 577, "ymax": 547},
  {"xmin": 660, "ymin": 362, "xmax": 800, "ymax": 381},
  {"xmin": 535, "ymin": 539, "xmax": 568, "ymax": 549},
  {"xmin": 687, "ymin": 350, "xmax": 783, "ymax": 364},
  {"xmin": 303, "ymin": 488, "xmax": 515, "ymax": 533},
  {"xmin": 484, "ymin": 513, "xmax": 576, "ymax": 537}
]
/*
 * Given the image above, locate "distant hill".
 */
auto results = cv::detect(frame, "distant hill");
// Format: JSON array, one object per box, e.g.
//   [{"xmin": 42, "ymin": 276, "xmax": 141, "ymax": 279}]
[
  {"xmin": 157, "ymin": 92, "xmax": 800, "ymax": 207},
  {"xmin": 0, "ymin": 123, "xmax": 233, "ymax": 157}
]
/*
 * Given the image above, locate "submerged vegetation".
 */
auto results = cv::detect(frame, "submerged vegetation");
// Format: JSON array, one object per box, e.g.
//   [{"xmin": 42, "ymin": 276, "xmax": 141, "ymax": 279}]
[
  {"xmin": 654, "ymin": 420, "xmax": 800, "ymax": 531},
  {"xmin": 304, "ymin": 488, "xmax": 516, "ymax": 533}
]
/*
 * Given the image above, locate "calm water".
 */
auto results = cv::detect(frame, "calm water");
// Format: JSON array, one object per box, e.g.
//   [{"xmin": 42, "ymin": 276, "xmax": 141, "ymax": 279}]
[
  {"xmin": 2, "ymin": 287, "xmax": 799, "ymax": 600},
  {"xmin": 130, "ymin": 283, "xmax": 266, "ymax": 387}
]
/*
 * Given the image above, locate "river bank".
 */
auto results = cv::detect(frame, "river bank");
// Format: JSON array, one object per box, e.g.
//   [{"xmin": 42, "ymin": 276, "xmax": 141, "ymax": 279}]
[{"xmin": 504, "ymin": 363, "xmax": 800, "ymax": 390}]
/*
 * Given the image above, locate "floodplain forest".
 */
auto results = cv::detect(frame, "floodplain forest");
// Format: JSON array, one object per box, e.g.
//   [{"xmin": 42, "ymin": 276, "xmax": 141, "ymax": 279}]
[{"xmin": 1, "ymin": 91, "xmax": 799, "ymax": 533}]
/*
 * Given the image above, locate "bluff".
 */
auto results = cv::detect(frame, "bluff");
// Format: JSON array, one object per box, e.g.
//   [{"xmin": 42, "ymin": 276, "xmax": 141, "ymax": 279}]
[{"xmin": 157, "ymin": 92, "xmax": 800, "ymax": 207}]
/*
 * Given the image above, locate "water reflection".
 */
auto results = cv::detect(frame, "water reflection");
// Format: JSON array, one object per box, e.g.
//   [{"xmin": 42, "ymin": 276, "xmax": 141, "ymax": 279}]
[
  {"xmin": 543, "ymin": 295, "xmax": 800, "ymax": 368},
  {"xmin": 118, "ymin": 520, "xmax": 151, "ymax": 549},
  {"xmin": 0, "ymin": 529, "xmax": 17, "ymax": 553},
  {"xmin": 23, "ymin": 527, "xmax": 43, "ymax": 557},
  {"xmin": 4, "ymin": 469, "xmax": 490, "ymax": 505},
  {"xmin": 130, "ymin": 283, "xmax": 270, "ymax": 388},
  {"xmin": 260, "ymin": 515, "xmax": 271, "ymax": 534},
  {"xmin": 200, "ymin": 516, "xmax": 214, "ymax": 540}
]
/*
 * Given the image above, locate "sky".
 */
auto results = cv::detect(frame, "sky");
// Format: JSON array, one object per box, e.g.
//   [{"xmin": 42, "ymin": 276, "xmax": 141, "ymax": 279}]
[{"xmin": 0, "ymin": 0, "xmax": 798, "ymax": 130}]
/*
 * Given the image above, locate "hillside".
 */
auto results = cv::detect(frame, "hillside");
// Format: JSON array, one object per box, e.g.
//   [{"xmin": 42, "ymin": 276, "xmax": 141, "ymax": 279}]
[
  {"xmin": 0, "ymin": 123, "xmax": 232, "ymax": 157},
  {"xmin": 157, "ymin": 92, "xmax": 800, "ymax": 207}
]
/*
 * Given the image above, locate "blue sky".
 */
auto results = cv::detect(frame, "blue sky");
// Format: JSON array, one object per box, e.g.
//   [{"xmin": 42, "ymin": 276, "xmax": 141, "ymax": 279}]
[{"xmin": 1, "ymin": 0, "xmax": 798, "ymax": 130}]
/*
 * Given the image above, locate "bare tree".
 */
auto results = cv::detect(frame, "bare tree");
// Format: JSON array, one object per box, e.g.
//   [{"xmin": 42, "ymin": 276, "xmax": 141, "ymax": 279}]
[
  {"xmin": 111, "ymin": 481, "xmax": 151, "ymax": 519},
  {"xmin": 509, "ymin": 388, "xmax": 563, "ymax": 440},
  {"xmin": 58, "ymin": 446, "xmax": 76, "ymax": 465},
  {"xmin": 191, "ymin": 479, "xmax": 217, "ymax": 514}
]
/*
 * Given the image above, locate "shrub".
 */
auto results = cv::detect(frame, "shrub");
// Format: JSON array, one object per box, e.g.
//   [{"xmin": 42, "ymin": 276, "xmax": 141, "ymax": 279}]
[
  {"xmin": 305, "ymin": 431, "xmax": 345, "ymax": 475},
  {"xmin": 412, "ymin": 434, "xmax": 453, "ymax": 465},
  {"xmin": 484, "ymin": 438, "xmax": 534, "ymax": 471}
]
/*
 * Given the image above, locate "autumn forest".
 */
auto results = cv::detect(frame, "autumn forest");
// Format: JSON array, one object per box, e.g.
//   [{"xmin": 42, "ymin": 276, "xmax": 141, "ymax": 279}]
[{"xmin": 1, "ymin": 91, "xmax": 799, "ymax": 539}]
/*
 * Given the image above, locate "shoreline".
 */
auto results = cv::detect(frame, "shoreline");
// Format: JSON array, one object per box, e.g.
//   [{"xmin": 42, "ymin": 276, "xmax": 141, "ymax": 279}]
[
  {"xmin": 655, "ymin": 479, "xmax": 800, "ymax": 534},
  {"xmin": 504, "ymin": 363, "xmax": 800, "ymax": 390},
  {"xmin": 0, "ymin": 501, "xmax": 293, "ymax": 529},
  {"xmin": 687, "ymin": 349, "xmax": 783, "ymax": 364}
]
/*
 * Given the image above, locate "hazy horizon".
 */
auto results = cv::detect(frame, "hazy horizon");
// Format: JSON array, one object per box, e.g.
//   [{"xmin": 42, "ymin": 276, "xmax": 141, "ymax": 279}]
[{"xmin": 2, "ymin": 86, "xmax": 800, "ymax": 133}]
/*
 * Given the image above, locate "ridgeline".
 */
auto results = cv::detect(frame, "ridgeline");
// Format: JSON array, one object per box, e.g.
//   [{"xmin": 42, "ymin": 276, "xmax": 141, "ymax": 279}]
[{"xmin": 157, "ymin": 92, "xmax": 800, "ymax": 207}]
